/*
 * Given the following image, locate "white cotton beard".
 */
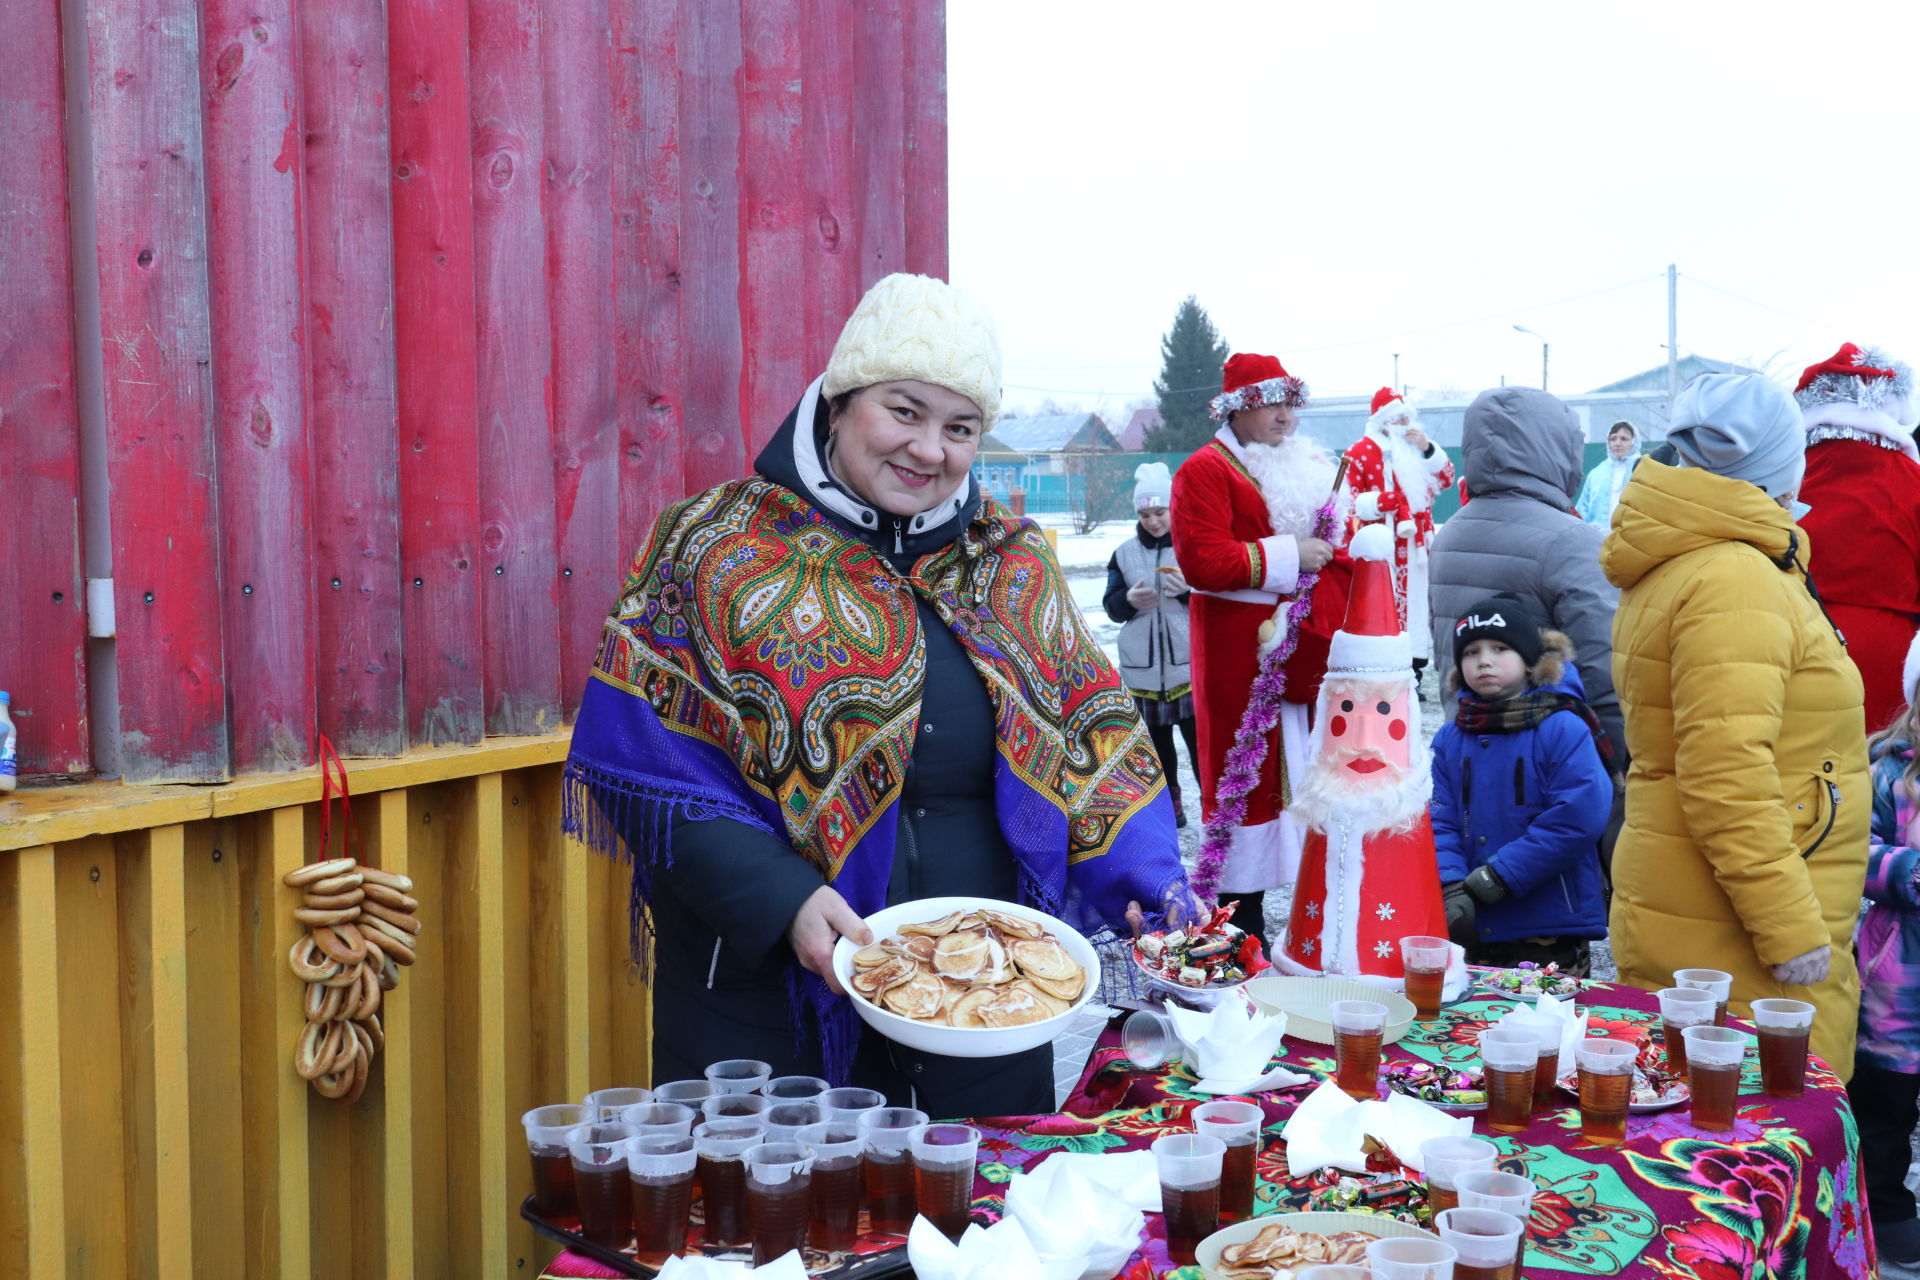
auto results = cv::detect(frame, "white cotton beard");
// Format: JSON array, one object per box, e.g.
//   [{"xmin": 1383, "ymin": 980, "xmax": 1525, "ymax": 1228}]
[
  {"xmin": 1242, "ymin": 434, "xmax": 1347, "ymax": 540},
  {"xmin": 1289, "ymin": 743, "xmax": 1433, "ymax": 836},
  {"xmin": 1369, "ymin": 421, "xmax": 1434, "ymax": 515}
]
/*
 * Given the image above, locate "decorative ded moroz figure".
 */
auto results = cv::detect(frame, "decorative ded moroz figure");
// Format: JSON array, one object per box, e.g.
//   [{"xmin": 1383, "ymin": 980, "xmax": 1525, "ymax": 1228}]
[{"xmin": 1279, "ymin": 523, "xmax": 1449, "ymax": 983}]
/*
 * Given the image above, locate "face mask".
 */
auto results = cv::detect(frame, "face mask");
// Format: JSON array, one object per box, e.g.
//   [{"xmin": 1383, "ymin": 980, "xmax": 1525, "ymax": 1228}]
[{"xmin": 1788, "ymin": 499, "xmax": 1812, "ymax": 521}]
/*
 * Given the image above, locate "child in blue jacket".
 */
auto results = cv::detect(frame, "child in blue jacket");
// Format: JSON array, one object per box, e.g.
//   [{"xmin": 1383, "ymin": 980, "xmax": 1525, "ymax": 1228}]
[{"xmin": 1431, "ymin": 593, "xmax": 1613, "ymax": 975}]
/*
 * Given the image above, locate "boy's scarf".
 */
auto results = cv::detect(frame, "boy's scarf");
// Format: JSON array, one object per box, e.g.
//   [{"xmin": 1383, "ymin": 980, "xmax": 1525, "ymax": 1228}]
[
  {"xmin": 1455, "ymin": 688, "xmax": 1619, "ymax": 775},
  {"xmin": 563, "ymin": 477, "xmax": 1183, "ymax": 1081}
]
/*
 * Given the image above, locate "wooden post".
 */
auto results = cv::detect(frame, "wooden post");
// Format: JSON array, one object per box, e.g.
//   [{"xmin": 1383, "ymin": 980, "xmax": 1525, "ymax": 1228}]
[{"xmin": 739, "ymin": 0, "xmax": 805, "ymax": 455}]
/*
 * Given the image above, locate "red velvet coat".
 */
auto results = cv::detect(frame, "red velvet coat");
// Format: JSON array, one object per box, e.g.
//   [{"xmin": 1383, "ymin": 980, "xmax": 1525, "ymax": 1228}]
[{"xmin": 1800, "ymin": 438, "xmax": 1920, "ymax": 731}]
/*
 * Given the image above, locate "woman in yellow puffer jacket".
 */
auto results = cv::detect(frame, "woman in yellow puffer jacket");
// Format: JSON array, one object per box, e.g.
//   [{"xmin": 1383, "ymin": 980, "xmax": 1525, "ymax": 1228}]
[{"xmin": 1603, "ymin": 373, "xmax": 1868, "ymax": 1079}]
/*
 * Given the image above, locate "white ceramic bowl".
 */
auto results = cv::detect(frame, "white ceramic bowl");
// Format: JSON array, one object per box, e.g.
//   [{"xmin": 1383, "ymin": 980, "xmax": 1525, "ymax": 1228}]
[
  {"xmin": 830, "ymin": 896, "xmax": 1101, "ymax": 1059},
  {"xmin": 1197, "ymin": 1211, "xmax": 1438, "ymax": 1279},
  {"xmin": 1129, "ymin": 948, "xmax": 1251, "ymax": 1010},
  {"xmin": 1242, "ymin": 974, "xmax": 1417, "ymax": 1046}
]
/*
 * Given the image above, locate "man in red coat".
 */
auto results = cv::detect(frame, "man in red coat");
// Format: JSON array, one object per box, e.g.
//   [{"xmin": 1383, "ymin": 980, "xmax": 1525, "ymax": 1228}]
[
  {"xmin": 1280, "ymin": 523, "xmax": 1449, "ymax": 984},
  {"xmin": 1172, "ymin": 353, "xmax": 1352, "ymax": 949},
  {"xmin": 1345, "ymin": 388, "xmax": 1456, "ymax": 676},
  {"xmin": 1795, "ymin": 343, "xmax": 1920, "ymax": 731}
]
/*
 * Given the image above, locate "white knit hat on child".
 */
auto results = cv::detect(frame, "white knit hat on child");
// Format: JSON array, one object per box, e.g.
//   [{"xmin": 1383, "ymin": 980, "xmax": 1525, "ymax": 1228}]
[
  {"xmin": 822, "ymin": 274, "xmax": 1002, "ymax": 430},
  {"xmin": 1905, "ymin": 627, "xmax": 1920, "ymax": 705},
  {"xmin": 1133, "ymin": 462, "xmax": 1173, "ymax": 510}
]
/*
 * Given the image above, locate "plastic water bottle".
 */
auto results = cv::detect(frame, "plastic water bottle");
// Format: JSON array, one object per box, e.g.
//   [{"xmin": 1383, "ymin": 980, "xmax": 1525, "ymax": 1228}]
[{"xmin": 0, "ymin": 692, "xmax": 14, "ymax": 793}]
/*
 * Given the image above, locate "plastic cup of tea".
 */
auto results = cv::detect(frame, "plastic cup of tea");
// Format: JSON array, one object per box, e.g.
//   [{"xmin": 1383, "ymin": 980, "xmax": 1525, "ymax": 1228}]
[
  {"xmin": 1329, "ymin": 999, "xmax": 1390, "ymax": 1099},
  {"xmin": 1436, "ymin": 1207, "xmax": 1525, "ymax": 1277},
  {"xmin": 568, "ymin": 1121, "xmax": 639, "ymax": 1251},
  {"xmin": 1153, "ymin": 1132, "xmax": 1226, "ymax": 1266},
  {"xmin": 1400, "ymin": 935, "xmax": 1451, "ymax": 1018},
  {"xmin": 763, "ymin": 1101, "xmax": 825, "ymax": 1145},
  {"xmin": 1575, "ymin": 1037, "xmax": 1638, "ymax": 1146},
  {"xmin": 1296, "ymin": 1269, "xmax": 1375, "ymax": 1280},
  {"xmin": 858, "ymin": 1107, "xmax": 929, "ymax": 1237},
  {"xmin": 583, "ymin": 1087, "xmax": 653, "ymax": 1120},
  {"xmin": 1480, "ymin": 1025, "xmax": 1542, "ymax": 1133},
  {"xmin": 802, "ymin": 1121, "xmax": 866, "ymax": 1253},
  {"xmin": 628, "ymin": 1134, "xmax": 698, "ymax": 1266},
  {"xmin": 705, "ymin": 1059, "xmax": 774, "ymax": 1094},
  {"xmin": 701, "ymin": 1093, "xmax": 772, "ymax": 1125},
  {"xmin": 1191, "ymin": 1099, "xmax": 1263, "ymax": 1222},
  {"xmin": 1656, "ymin": 986, "xmax": 1719, "ymax": 1075},
  {"xmin": 523, "ymin": 1103, "xmax": 592, "ymax": 1221},
  {"xmin": 1122, "ymin": 1008, "xmax": 1179, "ymax": 1069},
  {"xmin": 652, "ymin": 1079, "xmax": 717, "ymax": 1107},
  {"xmin": 1519, "ymin": 1019, "xmax": 1564, "ymax": 1108},
  {"xmin": 1366, "ymin": 1236, "xmax": 1460, "ymax": 1280},
  {"xmin": 1673, "ymin": 968, "xmax": 1733, "ymax": 1024},
  {"xmin": 1457, "ymin": 1169, "xmax": 1536, "ymax": 1274},
  {"xmin": 818, "ymin": 1086, "xmax": 887, "ymax": 1124},
  {"xmin": 909, "ymin": 1124, "xmax": 982, "ymax": 1241},
  {"xmin": 743, "ymin": 1141, "xmax": 815, "ymax": 1267},
  {"xmin": 765, "ymin": 1075, "xmax": 830, "ymax": 1101},
  {"xmin": 692, "ymin": 1120, "xmax": 765, "ymax": 1248},
  {"xmin": 619, "ymin": 1102, "xmax": 696, "ymax": 1140},
  {"xmin": 1419, "ymin": 1135, "xmax": 1498, "ymax": 1216},
  {"xmin": 1751, "ymin": 998, "xmax": 1815, "ymax": 1098},
  {"xmin": 1682, "ymin": 1024, "xmax": 1747, "ymax": 1131}
]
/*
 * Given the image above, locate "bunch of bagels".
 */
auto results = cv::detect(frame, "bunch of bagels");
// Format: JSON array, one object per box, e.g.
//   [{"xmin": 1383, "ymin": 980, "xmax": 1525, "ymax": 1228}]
[{"xmin": 285, "ymin": 857, "xmax": 420, "ymax": 1101}]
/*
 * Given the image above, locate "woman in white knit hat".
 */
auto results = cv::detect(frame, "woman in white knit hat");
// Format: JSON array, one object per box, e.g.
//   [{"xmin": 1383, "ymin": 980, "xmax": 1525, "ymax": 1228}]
[
  {"xmin": 1103, "ymin": 462, "xmax": 1198, "ymax": 825},
  {"xmin": 566, "ymin": 274, "xmax": 1193, "ymax": 1116}
]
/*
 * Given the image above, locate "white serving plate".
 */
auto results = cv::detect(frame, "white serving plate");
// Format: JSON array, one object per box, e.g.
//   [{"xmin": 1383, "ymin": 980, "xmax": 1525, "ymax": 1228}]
[
  {"xmin": 1242, "ymin": 974, "xmax": 1417, "ymax": 1047},
  {"xmin": 1197, "ymin": 1210, "xmax": 1438, "ymax": 1279},
  {"xmin": 830, "ymin": 896, "xmax": 1100, "ymax": 1059},
  {"xmin": 1130, "ymin": 948, "xmax": 1253, "ymax": 1010}
]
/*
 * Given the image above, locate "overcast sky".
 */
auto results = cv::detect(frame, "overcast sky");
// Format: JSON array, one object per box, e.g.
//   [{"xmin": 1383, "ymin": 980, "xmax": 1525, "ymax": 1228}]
[{"xmin": 949, "ymin": 1, "xmax": 1920, "ymax": 419}]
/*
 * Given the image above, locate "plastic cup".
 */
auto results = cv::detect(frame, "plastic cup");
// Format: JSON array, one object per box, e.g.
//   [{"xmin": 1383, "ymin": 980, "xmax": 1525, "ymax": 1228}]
[
  {"xmin": 705, "ymin": 1058, "xmax": 773, "ymax": 1094},
  {"xmin": 652, "ymin": 1079, "xmax": 717, "ymax": 1107},
  {"xmin": 621, "ymin": 1102, "xmax": 696, "ymax": 1140},
  {"xmin": 568, "ymin": 1121, "xmax": 638, "ymax": 1251},
  {"xmin": 1519, "ymin": 1020, "xmax": 1563, "ymax": 1108},
  {"xmin": 802, "ymin": 1121, "xmax": 865, "ymax": 1253},
  {"xmin": 765, "ymin": 1075, "xmax": 830, "ymax": 1101},
  {"xmin": 1297, "ymin": 1269, "xmax": 1376, "ymax": 1280},
  {"xmin": 1656, "ymin": 987, "xmax": 1719, "ymax": 1076},
  {"xmin": 628, "ymin": 1134, "xmax": 697, "ymax": 1266},
  {"xmin": 1401, "ymin": 935, "xmax": 1451, "ymax": 1018},
  {"xmin": 692, "ymin": 1120, "xmax": 764, "ymax": 1248},
  {"xmin": 859, "ymin": 1107, "xmax": 928, "ymax": 1236},
  {"xmin": 1437, "ymin": 1206, "xmax": 1525, "ymax": 1280},
  {"xmin": 1479, "ymin": 1026, "xmax": 1539, "ymax": 1133},
  {"xmin": 764, "ymin": 1100, "xmax": 825, "ymax": 1145},
  {"xmin": 1153, "ymin": 1132, "xmax": 1225, "ymax": 1266},
  {"xmin": 1420, "ymin": 1135, "xmax": 1498, "ymax": 1216},
  {"xmin": 1457, "ymin": 1170, "xmax": 1536, "ymax": 1275},
  {"xmin": 523, "ymin": 1103, "xmax": 591, "ymax": 1222},
  {"xmin": 910, "ymin": 1123, "xmax": 981, "ymax": 1241},
  {"xmin": 743, "ymin": 1141, "xmax": 814, "ymax": 1266},
  {"xmin": 1575, "ymin": 1037, "xmax": 1638, "ymax": 1146},
  {"xmin": 1191, "ymin": 1099, "xmax": 1263, "ymax": 1223},
  {"xmin": 1683, "ymin": 1025, "xmax": 1746, "ymax": 1130},
  {"xmin": 1123, "ymin": 1008, "xmax": 1179, "ymax": 1069},
  {"xmin": 701, "ymin": 1093, "xmax": 772, "ymax": 1125},
  {"xmin": 583, "ymin": 1086, "xmax": 652, "ymax": 1120},
  {"xmin": 1673, "ymin": 968, "xmax": 1733, "ymax": 1025},
  {"xmin": 1330, "ymin": 999, "xmax": 1389, "ymax": 1099},
  {"xmin": 1751, "ymin": 998, "xmax": 1815, "ymax": 1098},
  {"xmin": 818, "ymin": 1086, "xmax": 887, "ymax": 1123},
  {"xmin": 1368, "ymin": 1236, "xmax": 1460, "ymax": 1280}
]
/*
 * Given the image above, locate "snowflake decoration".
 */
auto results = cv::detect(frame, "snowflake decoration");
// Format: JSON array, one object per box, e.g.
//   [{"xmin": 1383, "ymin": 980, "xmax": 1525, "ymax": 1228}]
[
  {"xmin": 1374, "ymin": 941, "xmax": 1394, "ymax": 958},
  {"xmin": 1302, "ymin": 938, "xmax": 1317, "ymax": 955},
  {"xmin": 1305, "ymin": 901, "xmax": 1321, "ymax": 919},
  {"xmin": 1375, "ymin": 902, "xmax": 1396, "ymax": 921}
]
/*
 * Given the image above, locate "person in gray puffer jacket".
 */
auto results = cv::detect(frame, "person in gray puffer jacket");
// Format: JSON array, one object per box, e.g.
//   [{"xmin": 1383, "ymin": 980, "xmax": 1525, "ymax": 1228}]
[{"xmin": 1427, "ymin": 387, "xmax": 1625, "ymax": 761}]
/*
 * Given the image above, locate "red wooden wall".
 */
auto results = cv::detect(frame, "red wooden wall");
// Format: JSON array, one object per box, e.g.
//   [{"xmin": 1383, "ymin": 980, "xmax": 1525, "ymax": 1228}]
[{"xmin": 0, "ymin": 0, "xmax": 948, "ymax": 784}]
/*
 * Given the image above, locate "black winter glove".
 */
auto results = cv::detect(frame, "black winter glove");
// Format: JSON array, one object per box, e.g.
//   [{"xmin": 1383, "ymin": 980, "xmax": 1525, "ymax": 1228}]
[
  {"xmin": 1463, "ymin": 863, "xmax": 1510, "ymax": 905},
  {"xmin": 1442, "ymin": 880, "xmax": 1477, "ymax": 946}
]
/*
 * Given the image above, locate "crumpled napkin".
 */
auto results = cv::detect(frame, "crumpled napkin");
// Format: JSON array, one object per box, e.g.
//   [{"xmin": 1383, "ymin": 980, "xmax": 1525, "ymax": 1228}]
[
  {"xmin": 655, "ymin": 1249, "xmax": 807, "ymax": 1277},
  {"xmin": 1004, "ymin": 1161, "xmax": 1146, "ymax": 1280},
  {"xmin": 1439, "ymin": 941, "xmax": 1472, "ymax": 1002},
  {"xmin": 1018, "ymin": 1148, "xmax": 1161, "ymax": 1212},
  {"xmin": 907, "ymin": 1214, "xmax": 1085, "ymax": 1280},
  {"xmin": 1497, "ymin": 987, "xmax": 1587, "ymax": 1078},
  {"xmin": 1165, "ymin": 991, "xmax": 1306, "ymax": 1093},
  {"xmin": 1279, "ymin": 1079, "xmax": 1472, "ymax": 1176}
]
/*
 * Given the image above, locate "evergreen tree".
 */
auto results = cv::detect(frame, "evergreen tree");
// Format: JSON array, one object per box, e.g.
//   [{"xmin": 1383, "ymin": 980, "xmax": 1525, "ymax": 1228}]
[{"xmin": 1144, "ymin": 296, "xmax": 1230, "ymax": 453}]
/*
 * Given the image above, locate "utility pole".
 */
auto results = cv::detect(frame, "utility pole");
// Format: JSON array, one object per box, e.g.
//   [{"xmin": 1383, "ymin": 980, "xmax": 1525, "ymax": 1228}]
[
  {"xmin": 1513, "ymin": 325, "xmax": 1549, "ymax": 392},
  {"xmin": 1667, "ymin": 263, "xmax": 1679, "ymax": 413},
  {"xmin": 1392, "ymin": 353, "xmax": 1400, "ymax": 393}
]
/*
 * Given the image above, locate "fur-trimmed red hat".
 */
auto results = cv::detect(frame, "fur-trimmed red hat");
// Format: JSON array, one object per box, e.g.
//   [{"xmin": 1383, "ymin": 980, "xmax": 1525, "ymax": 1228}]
[
  {"xmin": 1208, "ymin": 353, "xmax": 1309, "ymax": 421},
  {"xmin": 1794, "ymin": 342, "xmax": 1916, "ymax": 440},
  {"xmin": 1366, "ymin": 386, "xmax": 1415, "ymax": 433}
]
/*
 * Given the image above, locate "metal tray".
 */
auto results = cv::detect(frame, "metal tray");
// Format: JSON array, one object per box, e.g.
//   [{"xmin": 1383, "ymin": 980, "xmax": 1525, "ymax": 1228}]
[{"xmin": 520, "ymin": 1195, "xmax": 920, "ymax": 1278}]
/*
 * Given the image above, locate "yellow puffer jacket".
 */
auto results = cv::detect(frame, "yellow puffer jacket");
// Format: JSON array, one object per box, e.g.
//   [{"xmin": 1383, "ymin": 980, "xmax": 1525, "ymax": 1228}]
[{"xmin": 1602, "ymin": 460, "xmax": 1868, "ymax": 1079}]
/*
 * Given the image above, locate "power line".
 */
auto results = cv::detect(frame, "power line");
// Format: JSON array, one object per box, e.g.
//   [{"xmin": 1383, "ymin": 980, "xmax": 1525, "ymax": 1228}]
[{"xmin": 1682, "ymin": 275, "xmax": 1841, "ymax": 333}]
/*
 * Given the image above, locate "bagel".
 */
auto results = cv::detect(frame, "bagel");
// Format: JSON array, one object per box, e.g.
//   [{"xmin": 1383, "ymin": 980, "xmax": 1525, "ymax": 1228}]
[
  {"xmin": 359, "ymin": 867, "xmax": 414, "ymax": 892},
  {"xmin": 289, "ymin": 935, "xmax": 343, "ymax": 984},
  {"xmin": 283, "ymin": 858, "xmax": 357, "ymax": 889},
  {"xmin": 311, "ymin": 925, "xmax": 365, "ymax": 966},
  {"xmin": 319, "ymin": 961, "xmax": 362, "ymax": 988},
  {"xmin": 313, "ymin": 1067, "xmax": 354, "ymax": 1100},
  {"xmin": 357, "ymin": 1013, "xmax": 385, "ymax": 1053},
  {"xmin": 348, "ymin": 1018, "xmax": 377, "ymax": 1066},
  {"xmin": 356, "ymin": 962, "xmax": 382, "ymax": 1018},
  {"xmin": 376, "ymin": 956, "xmax": 400, "ymax": 990},
  {"xmin": 323, "ymin": 1020, "xmax": 357, "ymax": 1074},
  {"xmin": 302, "ymin": 887, "xmax": 366, "ymax": 911},
  {"xmin": 305, "ymin": 980, "xmax": 346, "ymax": 1024},
  {"xmin": 362, "ymin": 883, "xmax": 419, "ymax": 912},
  {"xmin": 309, "ymin": 871, "xmax": 364, "ymax": 897},
  {"xmin": 359, "ymin": 900, "xmax": 420, "ymax": 935},
  {"xmin": 361, "ymin": 915, "xmax": 418, "ymax": 957},
  {"xmin": 342, "ymin": 1051, "xmax": 371, "ymax": 1105},
  {"xmin": 295, "ymin": 1022, "xmax": 331, "ymax": 1079},
  {"xmin": 337, "ymin": 966, "xmax": 366, "ymax": 1022},
  {"xmin": 293, "ymin": 906, "xmax": 361, "ymax": 927}
]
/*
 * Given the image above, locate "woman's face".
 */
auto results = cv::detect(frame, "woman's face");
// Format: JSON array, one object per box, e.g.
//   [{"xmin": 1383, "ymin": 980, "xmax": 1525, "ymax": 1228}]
[
  {"xmin": 1139, "ymin": 506, "xmax": 1171, "ymax": 538},
  {"xmin": 1607, "ymin": 428, "xmax": 1635, "ymax": 459},
  {"xmin": 829, "ymin": 381, "xmax": 983, "ymax": 516}
]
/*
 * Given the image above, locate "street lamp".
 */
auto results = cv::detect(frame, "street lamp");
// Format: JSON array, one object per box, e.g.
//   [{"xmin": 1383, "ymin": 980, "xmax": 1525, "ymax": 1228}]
[{"xmin": 1513, "ymin": 324, "xmax": 1549, "ymax": 392}]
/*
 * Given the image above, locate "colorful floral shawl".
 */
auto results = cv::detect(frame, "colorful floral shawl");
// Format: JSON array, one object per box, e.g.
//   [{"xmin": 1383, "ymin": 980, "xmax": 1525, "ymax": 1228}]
[{"xmin": 564, "ymin": 476, "xmax": 1186, "ymax": 1073}]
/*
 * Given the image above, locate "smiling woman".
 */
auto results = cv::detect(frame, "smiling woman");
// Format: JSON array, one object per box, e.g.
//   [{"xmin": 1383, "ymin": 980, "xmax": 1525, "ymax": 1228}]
[{"xmin": 826, "ymin": 380, "xmax": 983, "ymax": 517}]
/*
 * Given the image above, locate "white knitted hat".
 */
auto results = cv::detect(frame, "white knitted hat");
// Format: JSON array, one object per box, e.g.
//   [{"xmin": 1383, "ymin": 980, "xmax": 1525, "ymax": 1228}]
[
  {"xmin": 1904, "ymin": 627, "xmax": 1920, "ymax": 706},
  {"xmin": 1133, "ymin": 462, "xmax": 1173, "ymax": 509},
  {"xmin": 822, "ymin": 274, "xmax": 1002, "ymax": 429}
]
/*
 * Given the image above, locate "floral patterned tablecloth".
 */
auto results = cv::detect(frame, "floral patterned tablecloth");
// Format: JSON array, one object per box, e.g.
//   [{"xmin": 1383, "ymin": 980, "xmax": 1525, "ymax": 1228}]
[{"xmin": 543, "ymin": 980, "xmax": 1874, "ymax": 1280}]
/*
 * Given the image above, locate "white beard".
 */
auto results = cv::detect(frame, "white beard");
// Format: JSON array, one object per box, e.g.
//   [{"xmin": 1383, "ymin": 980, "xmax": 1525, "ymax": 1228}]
[
  {"xmin": 1242, "ymin": 434, "xmax": 1349, "ymax": 541},
  {"xmin": 1289, "ymin": 742, "xmax": 1433, "ymax": 837},
  {"xmin": 1369, "ymin": 422, "xmax": 1435, "ymax": 516}
]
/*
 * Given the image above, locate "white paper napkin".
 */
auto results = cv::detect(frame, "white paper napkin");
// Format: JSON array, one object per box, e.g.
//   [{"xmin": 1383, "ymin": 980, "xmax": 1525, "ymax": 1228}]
[
  {"xmin": 1164, "ymin": 990, "xmax": 1292, "ymax": 1091},
  {"xmin": 1279, "ymin": 1078, "xmax": 1472, "ymax": 1176},
  {"xmin": 1004, "ymin": 1162, "xmax": 1146, "ymax": 1280},
  {"xmin": 1020, "ymin": 1149, "xmax": 1161, "ymax": 1212},
  {"xmin": 1440, "ymin": 941, "xmax": 1472, "ymax": 1002},
  {"xmin": 1497, "ymin": 990, "xmax": 1588, "ymax": 1078},
  {"xmin": 907, "ymin": 1214, "xmax": 1085, "ymax": 1280},
  {"xmin": 654, "ymin": 1249, "xmax": 808, "ymax": 1278}
]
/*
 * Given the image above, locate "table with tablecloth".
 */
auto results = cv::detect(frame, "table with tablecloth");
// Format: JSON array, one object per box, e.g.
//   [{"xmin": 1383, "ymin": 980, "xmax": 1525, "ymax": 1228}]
[{"xmin": 540, "ymin": 980, "xmax": 1875, "ymax": 1279}]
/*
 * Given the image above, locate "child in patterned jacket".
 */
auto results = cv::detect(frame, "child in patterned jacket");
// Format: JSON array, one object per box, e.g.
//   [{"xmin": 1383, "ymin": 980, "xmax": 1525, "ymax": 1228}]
[{"xmin": 1851, "ymin": 629, "xmax": 1920, "ymax": 1264}]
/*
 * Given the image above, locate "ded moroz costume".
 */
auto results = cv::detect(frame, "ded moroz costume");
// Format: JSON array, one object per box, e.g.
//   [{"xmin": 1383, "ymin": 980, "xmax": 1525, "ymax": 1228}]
[
  {"xmin": 1345, "ymin": 388, "xmax": 1456, "ymax": 666},
  {"xmin": 1280, "ymin": 523, "xmax": 1450, "ymax": 984},
  {"xmin": 1172, "ymin": 355, "xmax": 1352, "ymax": 917}
]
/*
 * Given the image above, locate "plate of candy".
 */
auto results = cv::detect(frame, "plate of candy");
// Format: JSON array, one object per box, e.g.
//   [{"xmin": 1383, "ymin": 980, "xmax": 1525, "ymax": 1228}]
[
  {"xmin": 1383, "ymin": 1060, "xmax": 1487, "ymax": 1112},
  {"xmin": 1475, "ymin": 961, "xmax": 1583, "ymax": 1002},
  {"xmin": 1131, "ymin": 902, "xmax": 1270, "ymax": 1009}
]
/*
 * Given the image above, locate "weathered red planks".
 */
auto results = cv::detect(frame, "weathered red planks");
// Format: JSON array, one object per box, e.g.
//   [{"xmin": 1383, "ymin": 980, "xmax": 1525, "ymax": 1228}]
[
  {"xmin": 545, "ymin": 0, "xmax": 619, "ymax": 715},
  {"xmin": 200, "ymin": 0, "xmax": 318, "ymax": 773},
  {"xmin": 738, "ymin": 0, "xmax": 806, "ymax": 453},
  {"xmin": 302, "ymin": 0, "xmax": 407, "ymax": 758},
  {"xmin": 903, "ymin": 0, "xmax": 949, "ymax": 280},
  {"xmin": 470, "ymin": 0, "xmax": 562, "ymax": 737},
  {"xmin": 0, "ymin": 0, "xmax": 90, "ymax": 774},
  {"xmin": 675, "ymin": 0, "xmax": 748, "ymax": 495},
  {"xmin": 800, "ymin": 0, "xmax": 862, "ymax": 376},
  {"xmin": 853, "ymin": 0, "xmax": 909, "ymax": 290},
  {"xmin": 84, "ymin": 0, "xmax": 230, "ymax": 782},
  {"xmin": 388, "ymin": 0, "xmax": 483, "ymax": 747}
]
